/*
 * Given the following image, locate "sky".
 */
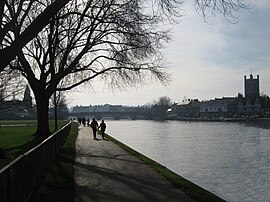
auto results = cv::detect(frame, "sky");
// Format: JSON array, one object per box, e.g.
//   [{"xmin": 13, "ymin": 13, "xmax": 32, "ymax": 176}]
[{"xmin": 67, "ymin": 0, "xmax": 270, "ymax": 107}]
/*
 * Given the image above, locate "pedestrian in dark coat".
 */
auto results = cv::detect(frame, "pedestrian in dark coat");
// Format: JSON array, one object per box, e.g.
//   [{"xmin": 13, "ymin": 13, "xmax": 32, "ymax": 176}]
[
  {"xmin": 98, "ymin": 120, "xmax": 106, "ymax": 140},
  {"xmin": 90, "ymin": 118, "xmax": 98, "ymax": 139}
]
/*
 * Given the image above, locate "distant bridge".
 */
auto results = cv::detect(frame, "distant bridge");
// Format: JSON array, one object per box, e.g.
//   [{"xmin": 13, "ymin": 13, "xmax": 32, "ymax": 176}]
[{"xmin": 69, "ymin": 111, "xmax": 150, "ymax": 120}]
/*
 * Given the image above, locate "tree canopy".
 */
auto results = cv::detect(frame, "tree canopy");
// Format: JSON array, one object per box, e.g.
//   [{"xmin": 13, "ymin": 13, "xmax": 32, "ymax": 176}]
[
  {"xmin": 0, "ymin": 0, "xmax": 250, "ymax": 73},
  {"xmin": 0, "ymin": 0, "xmax": 70, "ymax": 72},
  {"xmin": 0, "ymin": 0, "xmax": 250, "ymax": 136}
]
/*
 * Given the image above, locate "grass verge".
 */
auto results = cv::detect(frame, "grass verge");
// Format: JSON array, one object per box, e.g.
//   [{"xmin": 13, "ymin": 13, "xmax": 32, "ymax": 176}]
[
  {"xmin": 0, "ymin": 120, "xmax": 68, "ymax": 168},
  {"xmin": 29, "ymin": 122, "xmax": 78, "ymax": 202},
  {"xmin": 105, "ymin": 133, "xmax": 225, "ymax": 202}
]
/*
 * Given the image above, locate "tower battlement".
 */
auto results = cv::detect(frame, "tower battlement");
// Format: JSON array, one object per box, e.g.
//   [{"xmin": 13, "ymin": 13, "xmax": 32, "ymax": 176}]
[{"xmin": 244, "ymin": 74, "xmax": 259, "ymax": 99}]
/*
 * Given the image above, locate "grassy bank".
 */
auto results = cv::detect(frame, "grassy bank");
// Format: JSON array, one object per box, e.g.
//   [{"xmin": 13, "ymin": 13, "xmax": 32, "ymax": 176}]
[
  {"xmin": 30, "ymin": 122, "xmax": 78, "ymax": 202},
  {"xmin": 105, "ymin": 133, "xmax": 225, "ymax": 202},
  {"xmin": 0, "ymin": 120, "xmax": 68, "ymax": 168}
]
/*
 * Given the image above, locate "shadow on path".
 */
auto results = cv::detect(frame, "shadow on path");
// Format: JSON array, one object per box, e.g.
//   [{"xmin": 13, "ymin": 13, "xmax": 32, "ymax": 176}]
[{"xmin": 74, "ymin": 126, "xmax": 194, "ymax": 202}]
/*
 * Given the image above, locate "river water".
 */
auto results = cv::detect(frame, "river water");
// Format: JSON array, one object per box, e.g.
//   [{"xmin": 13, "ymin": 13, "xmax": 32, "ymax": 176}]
[{"xmin": 105, "ymin": 120, "xmax": 270, "ymax": 202}]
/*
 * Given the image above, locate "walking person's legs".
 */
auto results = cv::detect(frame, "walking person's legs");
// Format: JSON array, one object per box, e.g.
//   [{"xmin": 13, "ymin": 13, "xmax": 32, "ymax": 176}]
[
  {"xmin": 93, "ymin": 128, "xmax": 97, "ymax": 139},
  {"xmin": 92, "ymin": 129, "xmax": 95, "ymax": 139}
]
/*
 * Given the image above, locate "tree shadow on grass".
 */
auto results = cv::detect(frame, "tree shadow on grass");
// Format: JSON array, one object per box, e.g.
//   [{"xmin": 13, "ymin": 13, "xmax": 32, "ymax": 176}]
[{"xmin": 1, "ymin": 136, "xmax": 46, "ymax": 168}]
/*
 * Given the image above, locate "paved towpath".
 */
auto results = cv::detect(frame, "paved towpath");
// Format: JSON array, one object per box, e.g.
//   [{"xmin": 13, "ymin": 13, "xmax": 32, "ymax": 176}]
[{"xmin": 74, "ymin": 125, "xmax": 195, "ymax": 202}]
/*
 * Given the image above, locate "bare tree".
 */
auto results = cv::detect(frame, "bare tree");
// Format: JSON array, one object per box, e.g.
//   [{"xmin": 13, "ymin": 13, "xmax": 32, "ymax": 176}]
[
  {"xmin": 151, "ymin": 96, "xmax": 172, "ymax": 119},
  {"xmin": 14, "ymin": 0, "xmax": 177, "ymax": 136},
  {"xmin": 11, "ymin": 0, "xmax": 250, "ymax": 136},
  {"xmin": 155, "ymin": 96, "xmax": 173, "ymax": 106}
]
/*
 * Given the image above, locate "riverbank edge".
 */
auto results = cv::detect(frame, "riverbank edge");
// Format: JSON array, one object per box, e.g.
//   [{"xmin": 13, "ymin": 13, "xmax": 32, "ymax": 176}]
[{"xmin": 105, "ymin": 133, "xmax": 225, "ymax": 202}]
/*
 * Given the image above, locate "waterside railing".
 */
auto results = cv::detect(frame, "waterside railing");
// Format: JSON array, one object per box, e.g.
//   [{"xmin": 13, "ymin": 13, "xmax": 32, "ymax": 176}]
[{"xmin": 0, "ymin": 122, "xmax": 71, "ymax": 202}]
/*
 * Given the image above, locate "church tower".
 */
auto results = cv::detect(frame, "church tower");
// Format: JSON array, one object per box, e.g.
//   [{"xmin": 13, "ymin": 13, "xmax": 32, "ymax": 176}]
[
  {"xmin": 23, "ymin": 85, "xmax": 32, "ymax": 108},
  {"xmin": 244, "ymin": 74, "xmax": 259, "ymax": 99}
]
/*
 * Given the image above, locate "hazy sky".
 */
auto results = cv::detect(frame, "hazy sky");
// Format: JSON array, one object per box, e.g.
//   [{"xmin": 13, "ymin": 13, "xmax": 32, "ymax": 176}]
[{"xmin": 67, "ymin": 1, "xmax": 270, "ymax": 107}]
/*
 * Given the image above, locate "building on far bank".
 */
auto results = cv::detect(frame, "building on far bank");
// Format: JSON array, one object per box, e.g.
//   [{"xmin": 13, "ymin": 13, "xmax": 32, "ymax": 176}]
[
  {"xmin": 169, "ymin": 99, "xmax": 200, "ymax": 118},
  {"xmin": 69, "ymin": 74, "xmax": 269, "ymax": 120},
  {"xmin": 169, "ymin": 97, "xmax": 237, "ymax": 119},
  {"xmin": 244, "ymin": 74, "xmax": 259, "ymax": 99},
  {"xmin": 237, "ymin": 97, "xmax": 263, "ymax": 115},
  {"xmin": 169, "ymin": 73, "xmax": 270, "ymax": 119},
  {"xmin": 237, "ymin": 74, "xmax": 263, "ymax": 116},
  {"xmin": 199, "ymin": 97, "xmax": 237, "ymax": 118},
  {"xmin": 0, "ymin": 86, "xmax": 34, "ymax": 119}
]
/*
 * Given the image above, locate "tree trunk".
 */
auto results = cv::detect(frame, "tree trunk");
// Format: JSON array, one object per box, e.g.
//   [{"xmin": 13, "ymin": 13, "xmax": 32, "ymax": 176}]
[
  {"xmin": 54, "ymin": 92, "xmax": 58, "ymax": 131},
  {"xmin": 35, "ymin": 95, "xmax": 50, "ymax": 137}
]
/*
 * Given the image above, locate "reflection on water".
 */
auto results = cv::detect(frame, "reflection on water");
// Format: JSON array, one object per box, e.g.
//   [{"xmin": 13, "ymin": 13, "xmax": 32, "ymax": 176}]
[
  {"xmin": 105, "ymin": 120, "xmax": 270, "ymax": 202},
  {"xmin": 242, "ymin": 120, "xmax": 270, "ymax": 129}
]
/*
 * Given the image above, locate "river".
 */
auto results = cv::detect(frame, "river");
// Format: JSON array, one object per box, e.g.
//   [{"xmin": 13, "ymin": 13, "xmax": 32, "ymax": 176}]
[{"xmin": 104, "ymin": 120, "xmax": 270, "ymax": 202}]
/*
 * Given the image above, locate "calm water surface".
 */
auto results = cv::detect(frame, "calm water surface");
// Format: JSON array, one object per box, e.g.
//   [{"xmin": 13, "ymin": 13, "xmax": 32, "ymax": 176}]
[{"xmin": 105, "ymin": 120, "xmax": 270, "ymax": 202}]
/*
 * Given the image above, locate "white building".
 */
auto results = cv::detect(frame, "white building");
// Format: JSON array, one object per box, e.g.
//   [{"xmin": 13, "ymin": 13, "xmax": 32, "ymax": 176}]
[{"xmin": 199, "ymin": 98, "xmax": 236, "ymax": 116}]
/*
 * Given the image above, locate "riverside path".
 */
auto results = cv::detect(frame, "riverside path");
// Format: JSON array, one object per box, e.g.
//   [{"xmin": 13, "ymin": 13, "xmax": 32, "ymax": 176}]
[{"xmin": 75, "ymin": 125, "xmax": 194, "ymax": 202}]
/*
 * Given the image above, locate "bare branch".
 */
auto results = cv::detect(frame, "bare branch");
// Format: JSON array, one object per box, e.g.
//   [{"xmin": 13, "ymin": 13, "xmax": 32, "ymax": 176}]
[
  {"xmin": 0, "ymin": 0, "xmax": 71, "ymax": 72},
  {"xmin": 194, "ymin": 0, "xmax": 252, "ymax": 23},
  {"xmin": 0, "ymin": 67, "xmax": 26, "ymax": 102}
]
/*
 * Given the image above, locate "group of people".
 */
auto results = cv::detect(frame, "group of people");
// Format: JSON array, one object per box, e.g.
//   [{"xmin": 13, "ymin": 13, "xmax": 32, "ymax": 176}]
[
  {"xmin": 78, "ymin": 117, "xmax": 90, "ymax": 127},
  {"xmin": 78, "ymin": 117, "xmax": 107, "ymax": 140}
]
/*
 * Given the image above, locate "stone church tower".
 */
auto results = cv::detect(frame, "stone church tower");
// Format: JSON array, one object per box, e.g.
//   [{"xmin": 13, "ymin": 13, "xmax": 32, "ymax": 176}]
[
  {"xmin": 23, "ymin": 85, "xmax": 32, "ymax": 109},
  {"xmin": 244, "ymin": 74, "xmax": 259, "ymax": 99}
]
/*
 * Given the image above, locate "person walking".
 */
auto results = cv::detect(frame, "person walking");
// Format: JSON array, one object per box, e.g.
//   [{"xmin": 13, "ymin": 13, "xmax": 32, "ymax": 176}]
[
  {"xmin": 98, "ymin": 120, "xmax": 106, "ymax": 140},
  {"xmin": 90, "ymin": 118, "xmax": 98, "ymax": 139},
  {"xmin": 82, "ymin": 117, "xmax": 86, "ymax": 127}
]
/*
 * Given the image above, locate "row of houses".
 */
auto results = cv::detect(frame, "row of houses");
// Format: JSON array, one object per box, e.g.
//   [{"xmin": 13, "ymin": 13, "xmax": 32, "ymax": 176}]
[
  {"xmin": 169, "ymin": 96, "xmax": 270, "ymax": 118},
  {"xmin": 169, "ymin": 74, "xmax": 270, "ymax": 119}
]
